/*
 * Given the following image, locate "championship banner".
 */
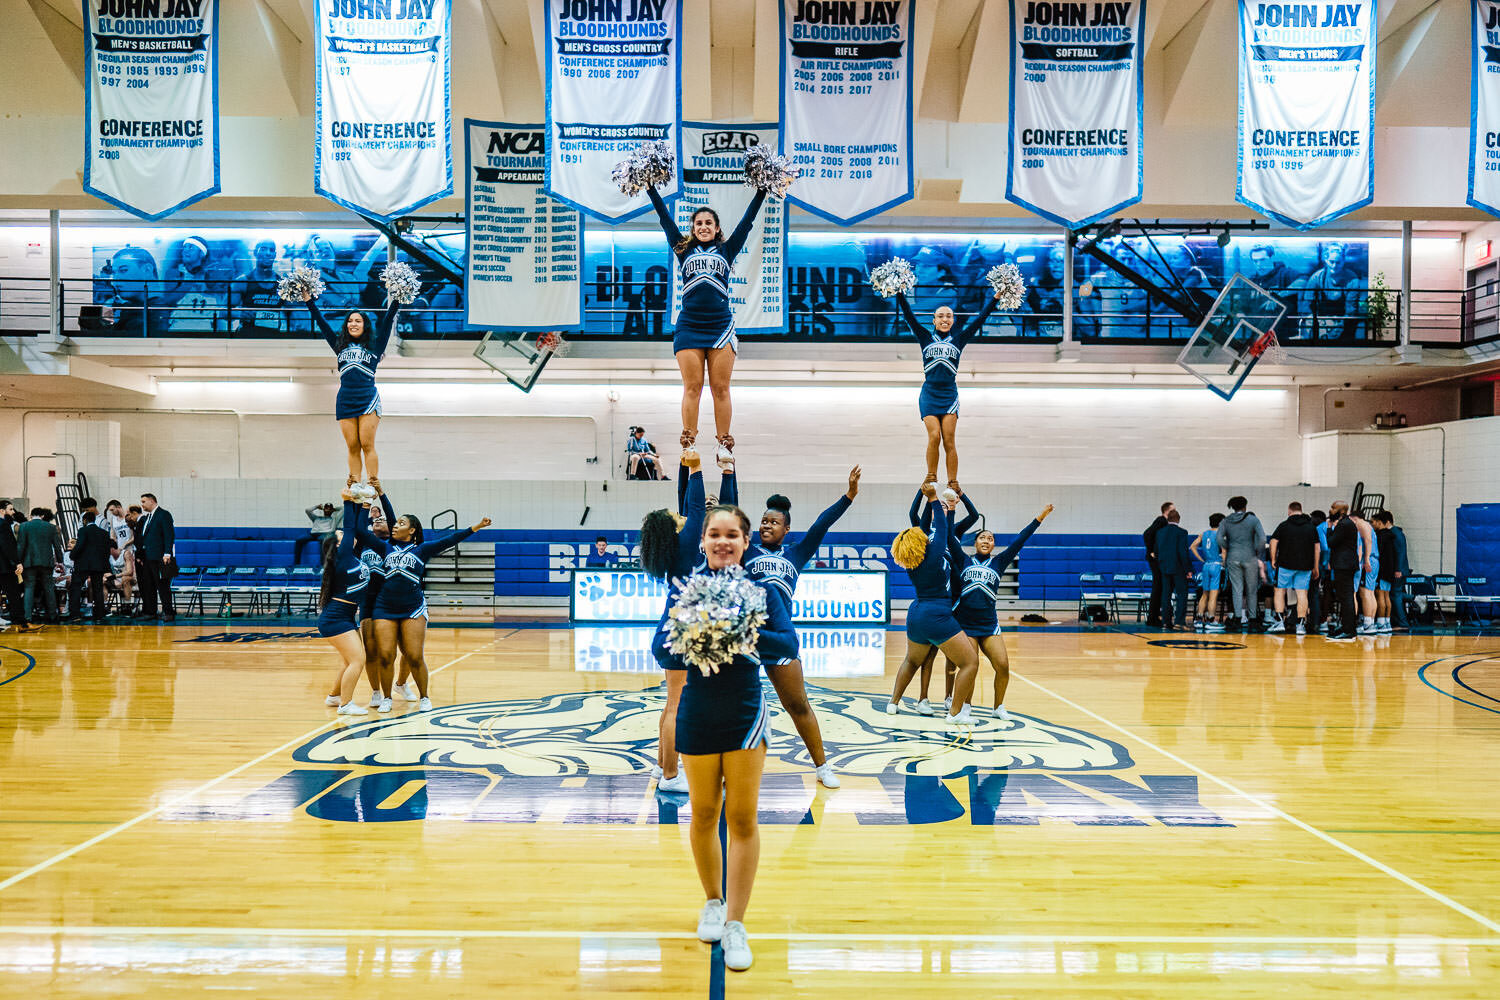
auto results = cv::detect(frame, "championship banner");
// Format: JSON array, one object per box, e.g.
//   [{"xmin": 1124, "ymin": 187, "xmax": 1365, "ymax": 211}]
[
  {"xmin": 672, "ymin": 123, "xmax": 788, "ymax": 333},
  {"xmin": 84, "ymin": 0, "xmax": 220, "ymax": 220},
  {"xmin": 1006, "ymin": 0, "xmax": 1144, "ymax": 228},
  {"xmin": 463, "ymin": 120, "xmax": 584, "ymax": 331},
  {"xmin": 314, "ymin": 0, "xmax": 453, "ymax": 221},
  {"xmin": 1236, "ymin": 0, "xmax": 1376, "ymax": 230},
  {"xmin": 780, "ymin": 0, "xmax": 914, "ymax": 224},
  {"xmin": 543, "ymin": 0, "xmax": 682, "ymax": 222},
  {"xmin": 1470, "ymin": 0, "xmax": 1500, "ymax": 215}
]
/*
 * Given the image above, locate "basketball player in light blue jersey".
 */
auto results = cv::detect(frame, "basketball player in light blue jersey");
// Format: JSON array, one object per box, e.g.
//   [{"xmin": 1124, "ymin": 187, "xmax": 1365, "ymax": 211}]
[{"xmin": 1190, "ymin": 512, "xmax": 1225, "ymax": 632}]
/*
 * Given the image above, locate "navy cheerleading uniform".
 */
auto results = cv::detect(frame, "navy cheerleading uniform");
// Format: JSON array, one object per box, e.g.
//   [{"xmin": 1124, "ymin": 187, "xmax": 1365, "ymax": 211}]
[
  {"xmin": 947, "ymin": 495, "xmax": 1042, "ymax": 640},
  {"xmin": 894, "ymin": 291, "xmax": 1000, "ymax": 419},
  {"xmin": 651, "ymin": 470, "xmax": 708, "ymax": 671},
  {"xmin": 317, "ymin": 501, "xmax": 372, "ymax": 638},
  {"xmin": 357, "ymin": 502, "xmax": 475, "ymax": 620},
  {"xmin": 673, "ymin": 568, "xmax": 798, "ymax": 756},
  {"xmin": 356, "ymin": 492, "xmax": 397, "ymax": 623},
  {"xmin": 647, "ymin": 186, "xmax": 768, "ymax": 355},
  {"xmin": 903, "ymin": 494, "xmax": 963, "ymax": 647},
  {"xmin": 309, "ymin": 301, "xmax": 400, "ymax": 420},
  {"xmin": 742, "ymin": 494, "xmax": 853, "ymax": 665}
]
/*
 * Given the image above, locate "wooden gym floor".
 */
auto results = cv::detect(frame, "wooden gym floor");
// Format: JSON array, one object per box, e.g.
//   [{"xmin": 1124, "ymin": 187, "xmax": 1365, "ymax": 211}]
[{"xmin": 0, "ymin": 621, "xmax": 1497, "ymax": 997}]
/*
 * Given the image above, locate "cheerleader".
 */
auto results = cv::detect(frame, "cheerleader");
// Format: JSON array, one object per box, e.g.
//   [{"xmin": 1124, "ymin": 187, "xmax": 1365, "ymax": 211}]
[
  {"xmin": 639, "ymin": 450, "xmax": 707, "ymax": 794},
  {"xmin": 675, "ymin": 504, "xmax": 797, "ymax": 972},
  {"xmin": 887, "ymin": 485, "xmax": 979, "ymax": 724},
  {"xmin": 357, "ymin": 497, "xmax": 491, "ymax": 712},
  {"xmin": 645, "ymin": 184, "xmax": 769, "ymax": 461},
  {"xmin": 906, "ymin": 486, "xmax": 981, "ymax": 714},
  {"xmin": 716, "ymin": 465, "xmax": 861, "ymax": 788},
  {"xmin": 318, "ymin": 495, "xmax": 373, "ymax": 715},
  {"xmin": 356, "ymin": 490, "xmax": 406, "ymax": 710},
  {"xmin": 893, "ymin": 286, "xmax": 1004, "ymax": 492},
  {"xmin": 308, "ymin": 300, "xmax": 401, "ymax": 486},
  {"xmin": 945, "ymin": 496, "xmax": 1054, "ymax": 719}
]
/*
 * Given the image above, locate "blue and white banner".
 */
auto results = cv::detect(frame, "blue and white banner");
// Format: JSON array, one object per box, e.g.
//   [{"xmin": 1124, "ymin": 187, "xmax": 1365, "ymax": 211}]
[
  {"xmin": 672, "ymin": 123, "xmax": 788, "ymax": 333},
  {"xmin": 1470, "ymin": 0, "xmax": 1500, "ymax": 215},
  {"xmin": 570, "ymin": 569, "xmax": 889, "ymax": 624},
  {"xmin": 780, "ymin": 0, "xmax": 914, "ymax": 224},
  {"xmin": 314, "ymin": 0, "xmax": 452, "ymax": 221},
  {"xmin": 1006, "ymin": 0, "xmax": 1144, "ymax": 228},
  {"xmin": 543, "ymin": 0, "xmax": 682, "ymax": 222},
  {"xmin": 84, "ymin": 0, "xmax": 220, "ymax": 220},
  {"xmin": 1236, "ymin": 0, "xmax": 1376, "ymax": 230},
  {"xmin": 463, "ymin": 121, "xmax": 584, "ymax": 331}
]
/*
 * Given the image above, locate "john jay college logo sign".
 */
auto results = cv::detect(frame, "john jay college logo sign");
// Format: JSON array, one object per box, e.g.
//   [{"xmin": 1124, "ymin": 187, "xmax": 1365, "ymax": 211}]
[{"xmin": 165, "ymin": 686, "xmax": 1231, "ymax": 828}]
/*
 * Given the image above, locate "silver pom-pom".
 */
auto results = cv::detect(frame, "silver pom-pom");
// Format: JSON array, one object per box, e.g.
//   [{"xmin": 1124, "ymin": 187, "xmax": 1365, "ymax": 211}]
[
  {"xmin": 742, "ymin": 143, "xmax": 799, "ymax": 197},
  {"xmin": 987, "ymin": 263, "xmax": 1026, "ymax": 311},
  {"xmin": 612, "ymin": 139, "xmax": 676, "ymax": 197},
  {"xmin": 277, "ymin": 264, "xmax": 325, "ymax": 303},
  {"xmin": 667, "ymin": 565, "xmax": 768, "ymax": 677},
  {"xmin": 381, "ymin": 261, "xmax": 422, "ymax": 305},
  {"xmin": 869, "ymin": 257, "xmax": 916, "ymax": 299}
]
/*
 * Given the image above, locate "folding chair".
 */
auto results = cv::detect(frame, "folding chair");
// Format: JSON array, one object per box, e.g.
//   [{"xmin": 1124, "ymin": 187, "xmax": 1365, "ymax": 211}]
[
  {"xmin": 1403, "ymin": 574, "xmax": 1431, "ymax": 628},
  {"xmin": 196, "ymin": 567, "xmax": 230, "ymax": 618},
  {"xmin": 1431, "ymin": 574, "xmax": 1457, "ymax": 626},
  {"xmin": 174, "ymin": 566, "xmax": 203, "ymax": 615},
  {"xmin": 1456, "ymin": 576, "xmax": 1498, "ymax": 627},
  {"xmin": 1111, "ymin": 573, "xmax": 1152, "ymax": 622},
  {"xmin": 289, "ymin": 567, "xmax": 321, "ymax": 615},
  {"xmin": 263, "ymin": 567, "xmax": 292, "ymax": 616},
  {"xmin": 219, "ymin": 567, "xmax": 261, "ymax": 617},
  {"xmin": 1078, "ymin": 573, "xmax": 1115, "ymax": 623}
]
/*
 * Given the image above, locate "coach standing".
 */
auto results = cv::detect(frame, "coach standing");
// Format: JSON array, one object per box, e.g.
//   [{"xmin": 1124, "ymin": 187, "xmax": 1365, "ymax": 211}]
[
  {"xmin": 0, "ymin": 500, "xmax": 24, "ymax": 627},
  {"xmin": 136, "ymin": 492, "xmax": 176, "ymax": 622},
  {"xmin": 1325, "ymin": 501, "xmax": 1359, "ymax": 641},
  {"xmin": 68, "ymin": 498, "xmax": 114, "ymax": 623},
  {"xmin": 1142, "ymin": 501, "xmax": 1175, "ymax": 628}
]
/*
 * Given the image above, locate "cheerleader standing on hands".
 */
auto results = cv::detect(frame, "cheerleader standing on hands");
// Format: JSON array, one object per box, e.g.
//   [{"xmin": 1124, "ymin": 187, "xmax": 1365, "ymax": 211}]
[
  {"xmin": 672, "ymin": 505, "xmax": 798, "ymax": 972},
  {"xmin": 309, "ymin": 300, "xmax": 400, "ymax": 486}
]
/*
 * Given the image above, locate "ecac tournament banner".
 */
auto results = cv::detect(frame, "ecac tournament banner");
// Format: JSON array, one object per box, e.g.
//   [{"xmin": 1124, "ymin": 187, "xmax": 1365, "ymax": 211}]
[
  {"xmin": 672, "ymin": 123, "xmax": 788, "ymax": 333},
  {"xmin": 1006, "ymin": 0, "xmax": 1144, "ymax": 229},
  {"xmin": 315, "ymin": 0, "xmax": 453, "ymax": 221},
  {"xmin": 780, "ymin": 0, "xmax": 914, "ymax": 224},
  {"xmin": 464, "ymin": 121, "xmax": 584, "ymax": 331},
  {"xmin": 1470, "ymin": 0, "xmax": 1500, "ymax": 216},
  {"xmin": 1236, "ymin": 0, "xmax": 1375, "ymax": 230},
  {"xmin": 84, "ymin": 0, "xmax": 220, "ymax": 220},
  {"xmin": 544, "ymin": 0, "xmax": 682, "ymax": 222}
]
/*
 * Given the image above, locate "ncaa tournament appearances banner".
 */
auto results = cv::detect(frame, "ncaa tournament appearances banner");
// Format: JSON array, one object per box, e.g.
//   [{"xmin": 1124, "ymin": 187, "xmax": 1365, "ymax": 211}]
[
  {"xmin": 464, "ymin": 121, "xmax": 584, "ymax": 331},
  {"xmin": 1006, "ymin": 0, "xmax": 1144, "ymax": 228},
  {"xmin": 1236, "ymin": 0, "xmax": 1375, "ymax": 230},
  {"xmin": 544, "ymin": 0, "xmax": 682, "ymax": 222},
  {"xmin": 781, "ymin": 0, "xmax": 914, "ymax": 224},
  {"xmin": 85, "ymin": 0, "xmax": 220, "ymax": 220},
  {"xmin": 315, "ymin": 0, "xmax": 453, "ymax": 221},
  {"xmin": 1470, "ymin": 0, "xmax": 1500, "ymax": 215},
  {"xmin": 673, "ymin": 123, "xmax": 788, "ymax": 333}
]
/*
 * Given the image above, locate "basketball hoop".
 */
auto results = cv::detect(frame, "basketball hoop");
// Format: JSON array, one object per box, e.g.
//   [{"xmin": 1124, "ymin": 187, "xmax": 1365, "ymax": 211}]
[
  {"xmin": 1247, "ymin": 329, "xmax": 1286, "ymax": 367},
  {"xmin": 535, "ymin": 331, "xmax": 570, "ymax": 358}
]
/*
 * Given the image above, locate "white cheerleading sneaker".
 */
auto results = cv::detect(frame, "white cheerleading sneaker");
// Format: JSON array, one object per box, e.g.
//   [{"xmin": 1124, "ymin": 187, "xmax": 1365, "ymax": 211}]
[
  {"xmin": 658, "ymin": 771, "xmax": 689, "ymax": 793},
  {"xmin": 418, "ymin": 697, "xmax": 432, "ymax": 712},
  {"xmin": 884, "ymin": 701, "xmax": 899, "ymax": 715},
  {"xmin": 650, "ymin": 764, "xmax": 663, "ymax": 781},
  {"xmin": 815, "ymin": 764, "xmax": 841, "ymax": 789},
  {"xmin": 336, "ymin": 701, "xmax": 368, "ymax": 716},
  {"xmin": 402, "ymin": 681, "xmax": 419, "ymax": 700},
  {"xmin": 721, "ymin": 921, "xmax": 752, "ymax": 971},
  {"xmin": 696, "ymin": 899, "xmax": 726, "ymax": 943},
  {"xmin": 324, "ymin": 695, "xmax": 341, "ymax": 707},
  {"xmin": 378, "ymin": 697, "xmax": 393, "ymax": 713},
  {"xmin": 915, "ymin": 699, "xmax": 934, "ymax": 716}
]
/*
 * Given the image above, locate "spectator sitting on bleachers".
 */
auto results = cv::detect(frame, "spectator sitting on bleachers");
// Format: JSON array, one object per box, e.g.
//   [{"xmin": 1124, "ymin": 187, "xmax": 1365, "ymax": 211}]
[
  {"xmin": 585, "ymin": 536, "xmax": 618, "ymax": 567},
  {"xmin": 295, "ymin": 502, "xmax": 342, "ymax": 565},
  {"xmin": 625, "ymin": 426, "xmax": 663, "ymax": 480}
]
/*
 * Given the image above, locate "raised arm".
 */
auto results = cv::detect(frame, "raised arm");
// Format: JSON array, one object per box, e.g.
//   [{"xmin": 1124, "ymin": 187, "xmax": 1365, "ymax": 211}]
[
  {"xmin": 676, "ymin": 461, "xmax": 690, "ymax": 516},
  {"xmin": 788, "ymin": 494, "xmax": 853, "ymax": 568},
  {"xmin": 338, "ymin": 501, "xmax": 362, "ymax": 562},
  {"xmin": 909, "ymin": 488, "xmax": 933, "ymax": 532},
  {"xmin": 956, "ymin": 293, "xmax": 1001, "ymax": 348},
  {"xmin": 370, "ymin": 302, "xmax": 400, "ymax": 357},
  {"xmin": 675, "ymin": 470, "xmax": 707, "ymax": 572},
  {"xmin": 722, "ymin": 189, "xmax": 768, "ymax": 260},
  {"xmin": 894, "ymin": 291, "xmax": 931, "ymax": 346},
  {"xmin": 645, "ymin": 186, "xmax": 685, "ymax": 251},
  {"xmin": 953, "ymin": 492, "xmax": 981, "ymax": 538},
  {"xmin": 379, "ymin": 491, "xmax": 397, "ymax": 529},
  {"xmin": 418, "ymin": 524, "xmax": 479, "ymax": 561},
  {"xmin": 993, "ymin": 519, "xmax": 1042, "ymax": 572},
  {"xmin": 308, "ymin": 300, "xmax": 338, "ymax": 351},
  {"xmin": 720, "ymin": 469, "xmax": 738, "ymax": 510}
]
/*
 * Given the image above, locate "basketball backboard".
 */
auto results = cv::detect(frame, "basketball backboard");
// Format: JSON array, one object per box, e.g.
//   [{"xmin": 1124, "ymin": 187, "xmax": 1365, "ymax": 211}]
[
  {"xmin": 474, "ymin": 331, "xmax": 563, "ymax": 393},
  {"xmin": 1175, "ymin": 274, "xmax": 1288, "ymax": 400}
]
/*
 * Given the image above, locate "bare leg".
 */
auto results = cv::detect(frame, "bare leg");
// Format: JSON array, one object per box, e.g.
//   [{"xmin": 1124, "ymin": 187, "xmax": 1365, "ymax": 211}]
[
  {"xmin": 940, "ymin": 413, "xmax": 959, "ymax": 484},
  {"xmin": 706, "ymin": 346, "xmax": 736, "ymax": 440},
  {"xmin": 339, "ymin": 418, "xmax": 361, "ymax": 481},
  {"xmin": 916, "ymin": 646, "xmax": 937, "ymax": 700},
  {"xmin": 765, "ymin": 660, "xmax": 826, "ymax": 767},
  {"xmin": 373, "ymin": 619, "xmax": 400, "ymax": 699},
  {"xmin": 360, "ymin": 619, "xmax": 381, "ymax": 693},
  {"xmin": 659, "ymin": 669, "xmax": 687, "ymax": 778},
  {"xmin": 396, "ymin": 617, "xmax": 429, "ymax": 697},
  {"xmin": 681, "ymin": 751, "xmax": 725, "ymax": 901},
  {"xmin": 1297, "ymin": 588, "xmax": 1311, "ymax": 620},
  {"xmin": 357, "ymin": 413, "xmax": 381, "ymax": 480},
  {"xmin": 922, "ymin": 416, "xmax": 941, "ymax": 481},
  {"xmin": 979, "ymin": 634, "xmax": 1011, "ymax": 707},
  {"xmin": 940, "ymin": 632, "xmax": 980, "ymax": 713},
  {"xmin": 676, "ymin": 349, "xmax": 707, "ymax": 443},
  {"xmin": 327, "ymin": 629, "xmax": 366, "ymax": 704},
  {"xmin": 889, "ymin": 641, "xmax": 932, "ymax": 707},
  {"xmin": 720, "ymin": 745, "xmax": 766, "ymax": 923},
  {"xmin": 944, "ymin": 656, "xmax": 958, "ymax": 701}
]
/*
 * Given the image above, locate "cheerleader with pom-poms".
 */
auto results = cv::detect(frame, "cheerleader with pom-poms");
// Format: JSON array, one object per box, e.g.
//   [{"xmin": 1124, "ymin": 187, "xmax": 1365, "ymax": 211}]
[
  {"xmin": 281, "ymin": 262, "xmax": 420, "ymax": 486},
  {"xmin": 616, "ymin": 141, "xmax": 797, "ymax": 463},
  {"xmin": 873, "ymin": 260, "xmax": 1025, "ymax": 493}
]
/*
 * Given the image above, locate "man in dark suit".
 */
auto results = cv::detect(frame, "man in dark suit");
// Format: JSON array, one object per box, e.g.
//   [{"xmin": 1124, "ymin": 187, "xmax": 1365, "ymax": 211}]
[
  {"xmin": 1155, "ymin": 509, "xmax": 1193, "ymax": 630},
  {"xmin": 1325, "ymin": 500, "xmax": 1359, "ymax": 641},
  {"xmin": 0, "ymin": 500, "xmax": 25, "ymax": 628},
  {"xmin": 1141, "ymin": 501, "xmax": 1175, "ymax": 627},
  {"xmin": 135, "ymin": 492, "xmax": 176, "ymax": 621},
  {"xmin": 17, "ymin": 507, "xmax": 63, "ymax": 624},
  {"xmin": 68, "ymin": 498, "xmax": 115, "ymax": 623}
]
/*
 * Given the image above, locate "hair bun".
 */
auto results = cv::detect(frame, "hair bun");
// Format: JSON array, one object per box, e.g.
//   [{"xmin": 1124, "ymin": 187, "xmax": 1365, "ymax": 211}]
[{"xmin": 766, "ymin": 494, "xmax": 791, "ymax": 514}]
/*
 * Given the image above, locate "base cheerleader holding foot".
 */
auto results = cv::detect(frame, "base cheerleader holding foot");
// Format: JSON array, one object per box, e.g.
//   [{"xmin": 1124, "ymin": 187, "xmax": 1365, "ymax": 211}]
[
  {"xmin": 318, "ymin": 494, "xmax": 374, "ymax": 715},
  {"xmin": 668, "ymin": 506, "xmax": 798, "ymax": 972}
]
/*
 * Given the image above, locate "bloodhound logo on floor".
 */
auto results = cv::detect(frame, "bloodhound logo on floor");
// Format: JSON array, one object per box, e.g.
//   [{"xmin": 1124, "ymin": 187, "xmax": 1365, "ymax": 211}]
[{"xmin": 164, "ymin": 685, "xmax": 1232, "ymax": 828}]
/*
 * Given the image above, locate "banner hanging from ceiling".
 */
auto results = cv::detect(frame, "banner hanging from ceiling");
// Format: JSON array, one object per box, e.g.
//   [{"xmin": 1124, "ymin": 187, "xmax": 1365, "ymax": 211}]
[
  {"xmin": 543, "ymin": 0, "xmax": 682, "ymax": 222},
  {"xmin": 464, "ymin": 120, "xmax": 584, "ymax": 331},
  {"xmin": 84, "ymin": 0, "xmax": 220, "ymax": 220},
  {"xmin": 1006, "ymin": 0, "xmax": 1145, "ymax": 228},
  {"xmin": 1236, "ymin": 0, "xmax": 1376, "ymax": 230},
  {"xmin": 780, "ymin": 0, "xmax": 914, "ymax": 224},
  {"xmin": 1470, "ymin": 0, "xmax": 1500, "ymax": 215},
  {"xmin": 314, "ymin": 0, "xmax": 453, "ymax": 221},
  {"xmin": 670, "ymin": 123, "xmax": 788, "ymax": 333}
]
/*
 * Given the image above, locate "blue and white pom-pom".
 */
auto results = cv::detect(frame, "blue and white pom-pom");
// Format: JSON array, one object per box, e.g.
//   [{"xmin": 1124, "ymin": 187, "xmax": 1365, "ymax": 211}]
[
  {"xmin": 869, "ymin": 257, "xmax": 916, "ymax": 299},
  {"xmin": 276, "ymin": 264, "xmax": 325, "ymax": 303},
  {"xmin": 612, "ymin": 139, "xmax": 676, "ymax": 197},
  {"xmin": 742, "ymin": 143, "xmax": 799, "ymax": 197},
  {"xmin": 667, "ymin": 565, "xmax": 768, "ymax": 677},
  {"xmin": 986, "ymin": 263, "xmax": 1026, "ymax": 311},
  {"xmin": 381, "ymin": 261, "xmax": 422, "ymax": 305}
]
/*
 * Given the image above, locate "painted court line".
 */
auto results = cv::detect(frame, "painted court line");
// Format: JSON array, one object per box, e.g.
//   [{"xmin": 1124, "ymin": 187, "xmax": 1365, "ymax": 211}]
[
  {"xmin": 0, "ymin": 639, "xmax": 503, "ymax": 895},
  {"xmin": 1010, "ymin": 670, "xmax": 1500, "ymax": 936}
]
